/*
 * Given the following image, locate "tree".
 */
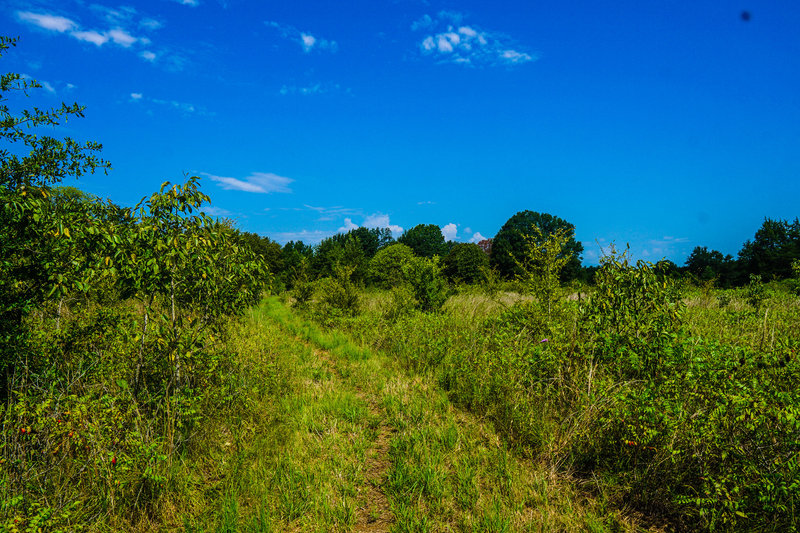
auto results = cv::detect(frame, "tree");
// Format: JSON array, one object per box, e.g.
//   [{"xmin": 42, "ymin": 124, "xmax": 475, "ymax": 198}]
[
  {"xmin": 684, "ymin": 246, "xmax": 736, "ymax": 286},
  {"xmin": 490, "ymin": 211, "xmax": 583, "ymax": 281},
  {"xmin": 738, "ymin": 218, "xmax": 800, "ymax": 282},
  {"xmin": 368, "ymin": 243, "xmax": 415, "ymax": 289},
  {"xmin": 403, "ymin": 256, "xmax": 448, "ymax": 312},
  {"xmin": 398, "ymin": 224, "xmax": 448, "ymax": 258},
  {"xmin": 281, "ymin": 240, "xmax": 313, "ymax": 288},
  {"xmin": 514, "ymin": 226, "xmax": 574, "ymax": 318},
  {"xmin": 1, "ymin": 37, "xmax": 111, "ymax": 392},
  {"xmin": 311, "ymin": 233, "xmax": 367, "ymax": 283},
  {"xmin": 236, "ymin": 231, "xmax": 283, "ymax": 282},
  {"xmin": 332, "ymin": 226, "xmax": 394, "ymax": 258},
  {"xmin": 442, "ymin": 243, "xmax": 489, "ymax": 284}
]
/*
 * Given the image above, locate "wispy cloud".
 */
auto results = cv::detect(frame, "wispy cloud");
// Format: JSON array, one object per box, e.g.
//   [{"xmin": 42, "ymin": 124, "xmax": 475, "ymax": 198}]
[
  {"xmin": 128, "ymin": 92, "xmax": 209, "ymax": 115},
  {"xmin": 204, "ymin": 172, "xmax": 294, "ymax": 194},
  {"xmin": 279, "ymin": 82, "xmax": 349, "ymax": 96},
  {"xmin": 301, "ymin": 204, "xmax": 361, "ymax": 221},
  {"xmin": 270, "ymin": 229, "xmax": 337, "ymax": 245},
  {"xmin": 202, "ymin": 206, "xmax": 233, "ymax": 217},
  {"xmin": 412, "ymin": 11, "xmax": 537, "ymax": 67},
  {"xmin": 16, "ymin": 8, "xmax": 162, "ymax": 63},
  {"xmin": 21, "ymin": 73, "xmax": 56, "ymax": 94},
  {"xmin": 441, "ymin": 223, "xmax": 457, "ymax": 241},
  {"xmin": 17, "ymin": 12, "xmax": 76, "ymax": 32},
  {"xmin": 265, "ymin": 21, "xmax": 338, "ymax": 53},
  {"xmin": 174, "ymin": 0, "xmax": 200, "ymax": 6}
]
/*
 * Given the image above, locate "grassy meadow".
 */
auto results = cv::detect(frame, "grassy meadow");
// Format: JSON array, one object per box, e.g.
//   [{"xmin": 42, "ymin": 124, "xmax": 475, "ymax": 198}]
[{"xmin": 6, "ymin": 272, "xmax": 799, "ymax": 532}]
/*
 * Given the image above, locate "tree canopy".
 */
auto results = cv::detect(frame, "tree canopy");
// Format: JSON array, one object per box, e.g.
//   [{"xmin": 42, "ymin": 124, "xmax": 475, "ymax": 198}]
[
  {"xmin": 738, "ymin": 218, "xmax": 800, "ymax": 281},
  {"xmin": 442, "ymin": 243, "xmax": 489, "ymax": 284},
  {"xmin": 398, "ymin": 224, "xmax": 448, "ymax": 258},
  {"xmin": 490, "ymin": 211, "xmax": 583, "ymax": 281}
]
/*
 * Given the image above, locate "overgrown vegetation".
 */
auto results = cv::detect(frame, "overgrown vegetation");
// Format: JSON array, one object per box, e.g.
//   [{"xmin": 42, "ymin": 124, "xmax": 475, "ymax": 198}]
[{"xmin": 3, "ymin": 34, "xmax": 800, "ymax": 532}]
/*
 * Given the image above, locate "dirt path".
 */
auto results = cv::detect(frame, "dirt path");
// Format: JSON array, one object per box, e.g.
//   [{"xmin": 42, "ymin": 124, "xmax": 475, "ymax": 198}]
[
  {"xmin": 243, "ymin": 298, "xmax": 643, "ymax": 532},
  {"xmin": 307, "ymin": 346, "xmax": 395, "ymax": 531}
]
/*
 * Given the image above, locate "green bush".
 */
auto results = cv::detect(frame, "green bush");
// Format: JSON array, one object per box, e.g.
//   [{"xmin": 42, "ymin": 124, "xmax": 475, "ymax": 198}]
[
  {"xmin": 402, "ymin": 256, "xmax": 448, "ymax": 312},
  {"xmin": 368, "ymin": 243, "xmax": 414, "ymax": 289}
]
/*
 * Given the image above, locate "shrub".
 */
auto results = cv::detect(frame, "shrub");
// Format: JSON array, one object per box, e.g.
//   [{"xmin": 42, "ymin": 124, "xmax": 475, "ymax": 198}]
[
  {"xmin": 368, "ymin": 243, "xmax": 415, "ymax": 289},
  {"xmin": 402, "ymin": 256, "xmax": 448, "ymax": 312}
]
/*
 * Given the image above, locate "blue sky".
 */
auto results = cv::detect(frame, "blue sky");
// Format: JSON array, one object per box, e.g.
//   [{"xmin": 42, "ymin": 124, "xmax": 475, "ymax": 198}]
[{"xmin": 4, "ymin": 0, "xmax": 800, "ymax": 265}]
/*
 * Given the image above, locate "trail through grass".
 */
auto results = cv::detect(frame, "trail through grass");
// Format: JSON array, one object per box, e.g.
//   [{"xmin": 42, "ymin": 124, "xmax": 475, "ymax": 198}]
[{"xmin": 189, "ymin": 297, "xmax": 640, "ymax": 532}]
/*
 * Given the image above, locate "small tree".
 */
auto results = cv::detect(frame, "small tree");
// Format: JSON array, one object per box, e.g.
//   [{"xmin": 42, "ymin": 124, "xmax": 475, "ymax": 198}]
[
  {"xmin": 514, "ymin": 226, "xmax": 574, "ymax": 319},
  {"xmin": 402, "ymin": 256, "xmax": 448, "ymax": 312},
  {"xmin": 491, "ymin": 211, "xmax": 583, "ymax": 281},
  {"xmin": 0, "ymin": 37, "xmax": 111, "ymax": 395},
  {"xmin": 582, "ymin": 247, "xmax": 684, "ymax": 377}
]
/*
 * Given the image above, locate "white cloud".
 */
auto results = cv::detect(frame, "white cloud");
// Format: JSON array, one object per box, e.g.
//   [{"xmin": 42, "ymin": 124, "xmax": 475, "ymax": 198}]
[
  {"xmin": 16, "ymin": 8, "xmax": 160, "ymax": 62},
  {"xmin": 71, "ymin": 30, "xmax": 109, "ymax": 46},
  {"xmin": 176, "ymin": 0, "xmax": 200, "ymax": 5},
  {"xmin": 500, "ymin": 49, "xmax": 534, "ymax": 64},
  {"xmin": 469, "ymin": 232, "xmax": 487, "ymax": 243},
  {"xmin": 300, "ymin": 33, "xmax": 316, "ymax": 52},
  {"xmin": 412, "ymin": 12, "xmax": 537, "ymax": 67},
  {"xmin": 270, "ymin": 229, "xmax": 336, "ymax": 245},
  {"xmin": 363, "ymin": 213, "xmax": 403, "ymax": 236},
  {"xmin": 265, "ymin": 21, "xmax": 337, "ymax": 53},
  {"xmin": 130, "ymin": 94, "xmax": 211, "ymax": 115},
  {"xmin": 411, "ymin": 14, "xmax": 434, "ymax": 31},
  {"xmin": 441, "ymin": 223, "xmax": 457, "ymax": 241},
  {"xmin": 21, "ymin": 74, "xmax": 56, "ymax": 94},
  {"xmin": 302, "ymin": 204, "xmax": 361, "ymax": 221},
  {"xmin": 279, "ymin": 82, "xmax": 347, "ymax": 96},
  {"xmin": 206, "ymin": 172, "xmax": 293, "ymax": 194},
  {"xmin": 338, "ymin": 218, "xmax": 359, "ymax": 232},
  {"xmin": 140, "ymin": 18, "xmax": 163, "ymax": 30},
  {"xmin": 108, "ymin": 28, "xmax": 138, "ymax": 47},
  {"xmin": 17, "ymin": 12, "xmax": 76, "ymax": 32},
  {"xmin": 203, "ymin": 206, "xmax": 233, "ymax": 217}
]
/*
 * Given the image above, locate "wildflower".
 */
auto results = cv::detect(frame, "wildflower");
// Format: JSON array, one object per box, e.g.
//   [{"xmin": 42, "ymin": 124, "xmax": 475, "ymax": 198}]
[{"xmin": 539, "ymin": 338, "xmax": 549, "ymax": 343}]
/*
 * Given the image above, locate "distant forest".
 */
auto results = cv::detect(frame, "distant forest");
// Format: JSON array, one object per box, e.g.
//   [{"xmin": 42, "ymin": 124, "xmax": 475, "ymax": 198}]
[{"xmin": 233, "ymin": 210, "xmax": 800, "ymax": 291}]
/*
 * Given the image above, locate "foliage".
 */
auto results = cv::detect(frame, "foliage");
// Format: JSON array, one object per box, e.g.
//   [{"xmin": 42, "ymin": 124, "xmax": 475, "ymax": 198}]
[
  {"xmin": 490, "ymin": 210, "xmax": 583, "ymax": 282},
  {"xmin": 281, "ymin": 240, "xmax": 313, "ymax": 289},
  {"xmin": 684, "ymin": 246, "xmax": 737, "ymax": 287},
  {"xmin": 441, "ymin": 243, "xmax": 489, "ymax": 285},
  {"xmin": 398, "ymin": 223, "xmax": 448, "ymax": 258},
  {"xmin": 313, "ymin": 263, "xmax": 360, "ymax": 319},
  {"xmin": 1, "ymin": 40, "xmax": 268, "ymax": 529},
  {"xmin": 311, "ymin": 233, "xmax": 368, "ymax": 283},
  {"xmin": 235, "ymin": 231, "xmax": 284, "ymax": 286},
  {"xmin": 402, "ymin": 256, "xmax": 448, "ymax": 312},
  {"xmin": 0, "ymin": 37, "xmax": 112, "ymax": 393},
  {"xmin": 738, "ymin": 217, "xmax": 800, "ymax": 282},
  {"xmin": 331, "ymin": 226, "xmax": 394, "ymax": 258},
  {"xmin": 745, "ymin": 274, "xmax": 768, "ymax": 311},
  {"xmin": 368, "ymin": 243, "xmax": 415, "ymax": 289},
  {"xmin": 513, "ymin": 226, "xmax": 574, "ymax": 318},
  {"xmin": 581, "ymin": 248, "xmax": 684, "ymax": 377}
]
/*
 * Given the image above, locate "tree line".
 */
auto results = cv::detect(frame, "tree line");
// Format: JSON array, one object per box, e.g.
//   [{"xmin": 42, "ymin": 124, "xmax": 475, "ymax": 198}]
[{"xmin": 237, "ymin": 211, "xmax": 799, "ymax": 291}]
